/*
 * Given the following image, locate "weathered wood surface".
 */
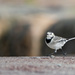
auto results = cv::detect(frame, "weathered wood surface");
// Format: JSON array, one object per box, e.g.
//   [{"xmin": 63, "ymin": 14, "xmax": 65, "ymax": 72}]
[{"xmin": 0, "ymin": 57, "xmax": 75, "ymax": 75}]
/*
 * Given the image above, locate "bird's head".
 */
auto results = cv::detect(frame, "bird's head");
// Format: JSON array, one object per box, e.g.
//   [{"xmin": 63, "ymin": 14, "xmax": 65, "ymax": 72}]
[{"xmin": 46, "ymin": 32, "xmax": 55, "ymax": 39}]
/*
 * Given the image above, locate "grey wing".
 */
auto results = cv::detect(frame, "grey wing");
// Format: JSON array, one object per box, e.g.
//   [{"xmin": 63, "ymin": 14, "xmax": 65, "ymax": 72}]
[{"xmin": 53, "ymin": 36, "xmax": 67, "ymax": 43}]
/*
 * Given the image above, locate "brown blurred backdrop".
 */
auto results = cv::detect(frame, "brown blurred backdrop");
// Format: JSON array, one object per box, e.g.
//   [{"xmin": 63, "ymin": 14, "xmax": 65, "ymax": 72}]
[{"xmin": 0, "ymin": 0, "xmax": 75, "ymax": 56}]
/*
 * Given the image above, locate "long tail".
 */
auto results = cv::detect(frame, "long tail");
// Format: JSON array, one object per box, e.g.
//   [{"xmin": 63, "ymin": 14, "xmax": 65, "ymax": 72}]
[{"xmin": 66, "ymin": 37, "xmax": 75, "ymax": 42}]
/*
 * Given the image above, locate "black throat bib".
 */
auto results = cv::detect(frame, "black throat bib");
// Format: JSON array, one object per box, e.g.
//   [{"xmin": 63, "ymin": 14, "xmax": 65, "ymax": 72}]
[{"xmin": 46, "ymin": 37, "xmax": 53, "ymax": 43}]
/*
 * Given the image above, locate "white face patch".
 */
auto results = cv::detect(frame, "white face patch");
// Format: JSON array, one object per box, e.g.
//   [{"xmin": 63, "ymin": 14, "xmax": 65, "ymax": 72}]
[
  {"xmin": 47, "ymin": 32, "xmax": 55, "ymax": 39},
  {"xmin": 47, "ymin": 35, "xmax": 52, "ymax": 39}
]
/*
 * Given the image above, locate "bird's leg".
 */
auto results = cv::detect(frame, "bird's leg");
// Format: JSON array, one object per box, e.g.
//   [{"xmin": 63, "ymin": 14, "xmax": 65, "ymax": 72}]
[
  {"xmin": 61, "ymin": 49, "xmax": 67, "ymax": 56},
  {"xmin": 48, "ymin": 49, "xmax": 57, "ymax": 56},
  {"xmin": 55, "ymin": 49, "xmax": 57, "ymax": 53}
]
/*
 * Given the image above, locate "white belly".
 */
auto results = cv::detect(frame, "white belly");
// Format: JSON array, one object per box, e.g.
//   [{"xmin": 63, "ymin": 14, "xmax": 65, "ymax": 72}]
[{"xmin": 47, "ymin": 42, "xmax": 66, "ymax": 50}]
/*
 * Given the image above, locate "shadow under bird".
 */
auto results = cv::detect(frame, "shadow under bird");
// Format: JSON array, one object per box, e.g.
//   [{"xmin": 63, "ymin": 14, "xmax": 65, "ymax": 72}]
[{"xmin": 45, "ymin": 32, "xmax": 75, "ymax": 56}]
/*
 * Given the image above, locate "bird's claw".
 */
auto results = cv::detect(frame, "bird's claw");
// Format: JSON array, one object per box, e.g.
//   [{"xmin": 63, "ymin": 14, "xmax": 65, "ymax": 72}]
[
  {"xmin": 47, "ymin": 53, "xmax": 55, "ymax": 58},
  {"xmin": 63, "ymin": 52, "xmax": 67, "ymax": 56}
]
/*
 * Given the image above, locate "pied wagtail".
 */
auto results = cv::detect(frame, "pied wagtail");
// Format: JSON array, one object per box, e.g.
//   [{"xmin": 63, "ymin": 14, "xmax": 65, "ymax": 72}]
[{"xmin": 45, "ymin": 32, "xmax": 75, "ymax": 56}]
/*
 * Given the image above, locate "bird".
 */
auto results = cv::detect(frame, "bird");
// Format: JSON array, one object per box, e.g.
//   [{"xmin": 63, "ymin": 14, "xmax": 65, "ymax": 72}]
[{"xmin": 45, "ymin": 32, "xmax": 75, "ymax": 56}]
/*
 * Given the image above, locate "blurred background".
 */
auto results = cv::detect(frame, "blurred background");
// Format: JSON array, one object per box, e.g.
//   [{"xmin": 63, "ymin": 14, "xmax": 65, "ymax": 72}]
[{"xmin": 0, "ymin": 0, "xmax": 75, "ymax": 56}]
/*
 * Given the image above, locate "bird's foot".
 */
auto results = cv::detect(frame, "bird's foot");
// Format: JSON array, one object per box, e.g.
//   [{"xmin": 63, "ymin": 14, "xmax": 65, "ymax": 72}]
[
  {"xmin": 47, "ymin": 53, "xmax": 55, "ymax": 58},
  {"xmin": 63, "ymin": 52, "xmax": 67, "ymax": 56},
  {"xmin": 61, "ymin": 49, "xmax": 67, "ymax": 56},
  {"xmin": 50, "ymin": 55, "xmax": 55, "ymax": 58}
]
